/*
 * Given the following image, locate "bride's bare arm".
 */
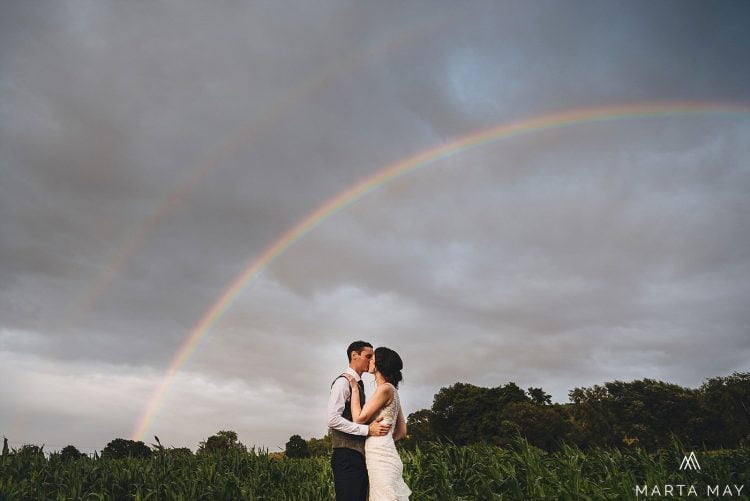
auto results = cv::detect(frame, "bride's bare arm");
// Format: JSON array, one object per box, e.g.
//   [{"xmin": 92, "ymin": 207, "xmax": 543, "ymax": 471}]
[
  {"xmin": 349, "ymin": 379, "xmax": 394, "ymax": 424},
  {"xmin": 393, "ymin": 406, "xmax": 407, "ymax": 441}
]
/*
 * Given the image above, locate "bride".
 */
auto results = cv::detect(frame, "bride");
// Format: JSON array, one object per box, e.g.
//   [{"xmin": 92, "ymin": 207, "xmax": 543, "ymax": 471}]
[{"xmin": 345, "ymin": 347, "xmax": 411, "ymax": 500}]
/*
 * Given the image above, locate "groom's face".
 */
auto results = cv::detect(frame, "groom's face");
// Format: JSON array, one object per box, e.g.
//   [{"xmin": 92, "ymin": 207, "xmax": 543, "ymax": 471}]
[{"xmin": 352, "ymin": 347, "xmax": 374, "ymax": 374}]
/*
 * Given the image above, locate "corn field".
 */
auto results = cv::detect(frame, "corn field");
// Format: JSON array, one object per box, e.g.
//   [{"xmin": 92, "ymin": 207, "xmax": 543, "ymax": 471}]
[{"xmin": 1, "ymin": 438, "xmax": 748, "ymax": 500}]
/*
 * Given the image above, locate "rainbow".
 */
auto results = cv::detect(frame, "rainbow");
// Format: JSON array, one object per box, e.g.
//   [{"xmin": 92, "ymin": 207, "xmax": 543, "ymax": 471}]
[{"xmin": 132, "ymin": 101, "xmax": 750, "ymax": 440}]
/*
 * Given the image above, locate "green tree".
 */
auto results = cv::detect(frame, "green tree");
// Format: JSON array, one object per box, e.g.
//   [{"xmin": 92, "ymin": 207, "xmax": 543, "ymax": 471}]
[
  {"xmin": 401, "ymin": 409, "xmax": 436, "ymax": 449},
  {"xmin": 285, "ymin": 434, "xmax": 310, "ymax": 458},
  {"xmin": 17, "ymin": 444, "xmax": 45, "ymax": 459},
  {"xmin": 197, "ymin": 430, "xmax": 246, "ymax": 455},
  {"xmin": 567, "ymin": 384, "xmax": 619, "ymax": 448},
  {"xmin": 527, "ymin": 387, "xmax": 552, "ymax": 406},
  {"xmin": 431, "ymin": 382, "xmax": 529, "ymax": 445},
  {"xmin": 150, "ymin": 435, "xmax": 193, "ymax": 457},
  {"xmin": 102, "ymin": 438, "xmax": 151, "ymax": 459},
  {"xmin": 60, "ymin": 445, "xmax": 85, "ymax": 461},
  {"xmin": 307, "ymin": 431, "xmax": 332, "ymax": 457},
  {"xmin": 567, "ymin": 379, "xmax": 701, "ymax": 450},
  {"xmin": 500, "ymin": 402, "xmax": 570, "ymax": 450},
  {"xmin": 606, "ymin": 379, "xmax": 699, "ymax": 449},
  {"xmin": 698, "ymin": 372, "xmax": 750, "ymax": 448},
  {"xmin": 166, "ymin": 447, "xmax": 193, "ymax": 457}
]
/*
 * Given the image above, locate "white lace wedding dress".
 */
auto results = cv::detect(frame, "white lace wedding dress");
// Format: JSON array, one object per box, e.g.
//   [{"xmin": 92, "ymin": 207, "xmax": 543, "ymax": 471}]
[{"xmin": 365, "ymin": 383, "xmax": 411, "ymax": 500}]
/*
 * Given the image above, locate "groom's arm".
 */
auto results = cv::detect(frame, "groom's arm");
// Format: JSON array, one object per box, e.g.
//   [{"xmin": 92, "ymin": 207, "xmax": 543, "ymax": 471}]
[{"xmin": 327, "ymin": 377, "xmax": 369, "ymax": 436}]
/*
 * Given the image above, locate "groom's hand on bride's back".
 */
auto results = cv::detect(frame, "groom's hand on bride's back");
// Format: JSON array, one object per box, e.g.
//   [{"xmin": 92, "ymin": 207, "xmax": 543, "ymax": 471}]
[{"xmin": 368, "ymin": 416, "xmax": 391, "ymax": 436}]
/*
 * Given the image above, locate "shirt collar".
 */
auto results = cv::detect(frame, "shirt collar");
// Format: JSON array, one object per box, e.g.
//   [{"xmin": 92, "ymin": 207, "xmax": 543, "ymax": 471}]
[{"xmin": 344, "ymin": 367, "xmax": 361, "ymax": 382}]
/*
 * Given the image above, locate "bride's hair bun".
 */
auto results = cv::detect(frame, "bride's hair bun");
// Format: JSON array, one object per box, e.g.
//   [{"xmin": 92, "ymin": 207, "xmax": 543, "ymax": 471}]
[
  {"xmin": 392, "ymin": 370, "xmax": 403, "ymax": 387},
  {"xmin": 374, "ymin": 347, "xmax": 404, "ymax": 388}
]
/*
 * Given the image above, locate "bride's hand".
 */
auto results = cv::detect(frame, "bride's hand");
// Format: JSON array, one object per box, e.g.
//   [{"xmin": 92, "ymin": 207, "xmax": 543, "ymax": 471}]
[{"xmin": 342, "ymin": 374, "xmax": 356, "ymax": 387}]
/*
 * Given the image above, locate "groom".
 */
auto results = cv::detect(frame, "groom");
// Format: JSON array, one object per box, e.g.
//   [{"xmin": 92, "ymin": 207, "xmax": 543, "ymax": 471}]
[{"xmin": 327, "ymin": 340, "xmax": 391, "ymax": 501}]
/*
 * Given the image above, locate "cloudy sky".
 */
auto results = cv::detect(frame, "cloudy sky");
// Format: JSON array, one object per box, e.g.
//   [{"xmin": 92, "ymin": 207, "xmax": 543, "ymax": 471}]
[{"xmin": 2, "ymin": 1, "xmax": 749, "ymax": 453}]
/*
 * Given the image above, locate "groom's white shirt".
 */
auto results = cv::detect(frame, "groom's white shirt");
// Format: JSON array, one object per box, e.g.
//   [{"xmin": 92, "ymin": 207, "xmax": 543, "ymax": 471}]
[{"xmin": 327, "ymin": 367, "xmax": 369, "ymax": 436}]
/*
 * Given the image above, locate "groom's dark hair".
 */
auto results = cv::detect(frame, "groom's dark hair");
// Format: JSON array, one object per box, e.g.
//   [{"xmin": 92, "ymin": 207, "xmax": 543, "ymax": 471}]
[{"xmin": 347, "ymin": 341, "xmax": 373, "ymax": 361}]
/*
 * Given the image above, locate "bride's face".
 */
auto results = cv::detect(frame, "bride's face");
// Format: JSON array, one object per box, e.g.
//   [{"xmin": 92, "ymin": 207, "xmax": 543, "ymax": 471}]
[
  {"xmin": 368, "ymin": 354, "xmax": 376, "ymax": 374},
  {"xmin": 353, "ymin": 346, "xmax": 373, "ymax": 374}
]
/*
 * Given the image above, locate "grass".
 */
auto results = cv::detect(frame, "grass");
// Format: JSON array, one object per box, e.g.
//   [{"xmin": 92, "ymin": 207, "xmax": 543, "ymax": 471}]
[{"xmin": 1, "ymin": 438, "xmax": 747, "ymax": 500}]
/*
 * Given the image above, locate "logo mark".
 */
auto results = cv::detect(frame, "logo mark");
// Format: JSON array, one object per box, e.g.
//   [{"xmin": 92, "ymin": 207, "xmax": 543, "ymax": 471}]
[{"xmin": 679, "ymin": 451, "xmax": 701, "ymax": 471}]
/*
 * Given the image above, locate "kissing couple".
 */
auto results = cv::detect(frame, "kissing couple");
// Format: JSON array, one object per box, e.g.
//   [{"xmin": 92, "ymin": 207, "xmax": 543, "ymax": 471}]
[{"xmin": 327, "ymin": 341, "xmax": 411, "ymax": 501}]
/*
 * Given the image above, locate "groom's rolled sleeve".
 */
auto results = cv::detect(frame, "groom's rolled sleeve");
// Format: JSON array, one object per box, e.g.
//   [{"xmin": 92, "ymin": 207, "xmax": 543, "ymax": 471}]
[{"xmin": 327, "ymin": 378, "xmax": 369, "ymax": 436}]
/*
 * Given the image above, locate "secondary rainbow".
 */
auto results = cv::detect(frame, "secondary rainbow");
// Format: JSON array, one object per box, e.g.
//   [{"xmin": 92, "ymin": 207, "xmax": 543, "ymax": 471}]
[
  {"xmin": 62, "ymin": 14, "xmax": 453, "ymax": 338},
  {"xmin": 132, "ymin": 101, "xmax": 750, "ymax": 441}
]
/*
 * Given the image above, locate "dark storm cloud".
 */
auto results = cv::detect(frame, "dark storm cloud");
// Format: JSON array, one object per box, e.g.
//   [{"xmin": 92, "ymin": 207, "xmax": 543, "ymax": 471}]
[{"xmin": 200, "ymin": 118, "xmax": 750, "ymax": 408}]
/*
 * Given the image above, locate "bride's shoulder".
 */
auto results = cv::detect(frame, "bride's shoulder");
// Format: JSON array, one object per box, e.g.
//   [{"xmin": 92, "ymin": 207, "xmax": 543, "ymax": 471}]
[{"xmin": 376, "ymin": 382, "xmax": 396, "ymax": 396}]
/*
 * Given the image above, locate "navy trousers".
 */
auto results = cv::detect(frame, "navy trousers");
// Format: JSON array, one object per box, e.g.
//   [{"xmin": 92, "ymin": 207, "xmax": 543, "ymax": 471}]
[{"xmin": 331, "ymin": 447, "xmax": 368, "ymax": 501}]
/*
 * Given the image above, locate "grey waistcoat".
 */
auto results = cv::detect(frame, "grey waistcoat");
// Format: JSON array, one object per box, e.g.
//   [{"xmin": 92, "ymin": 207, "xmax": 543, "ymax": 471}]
[{"xmin": 330, "ymin": 375, "xmax": 366, "ymax": 455}]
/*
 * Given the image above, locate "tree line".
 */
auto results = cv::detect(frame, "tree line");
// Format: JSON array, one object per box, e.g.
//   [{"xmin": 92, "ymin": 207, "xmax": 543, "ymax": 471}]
[
  {"xmin": 2, "ymin": 431, "xmax": 244, "ymax": 461},
  {"xmin": 406, "ymin": 372, "xmax": 750, "ymax": 451},
  {"xmin": 295, "ymin": 372, "xmax": 750, "ymax": 456},
  {"xmin": 6, "ymin": 372, "xmax": 747, "ymax": 461}
]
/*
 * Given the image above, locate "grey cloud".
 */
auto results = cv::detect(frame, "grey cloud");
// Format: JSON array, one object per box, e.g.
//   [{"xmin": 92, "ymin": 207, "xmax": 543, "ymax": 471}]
[{"xmin": 2, "ymin": 0, "xmax": 749, "ymax": 450}]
